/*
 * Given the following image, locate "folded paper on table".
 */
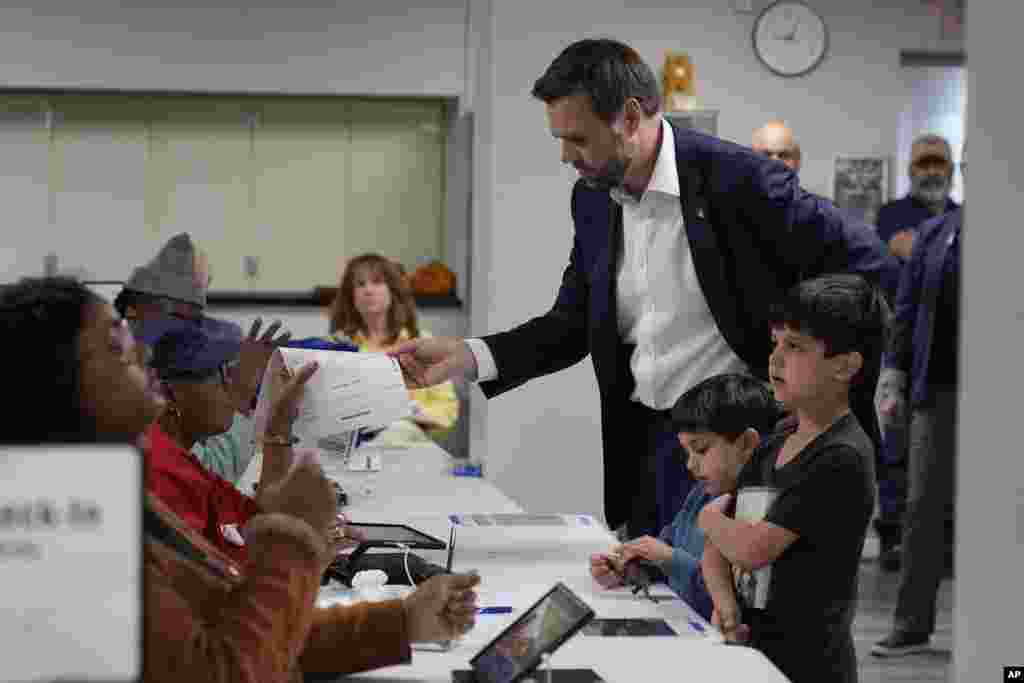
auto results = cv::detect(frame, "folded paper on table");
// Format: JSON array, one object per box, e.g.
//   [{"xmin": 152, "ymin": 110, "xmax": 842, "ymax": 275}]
[
  {"xmin": 254, "ymin": 348, "xmax": 411, "ymax": 448},
  {"xmin": 733, "ymin": 486, "xmax": 778, "ymax": 612},
  {"xmin": 449, "ymin": 514, "xmax": 600, "ymax": 528}
]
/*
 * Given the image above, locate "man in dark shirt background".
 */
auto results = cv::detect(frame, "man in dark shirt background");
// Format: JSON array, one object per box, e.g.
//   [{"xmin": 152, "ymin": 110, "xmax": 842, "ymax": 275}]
[{"xmin": 876, "ymin": 134, "xmax": 959, "ymax": 261}]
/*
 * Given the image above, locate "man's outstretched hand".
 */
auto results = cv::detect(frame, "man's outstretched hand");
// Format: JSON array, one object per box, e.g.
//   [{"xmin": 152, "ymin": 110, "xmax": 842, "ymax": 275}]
[{"xmin": 389, "ymin": 337, "xmax": 478, "ymax": 388}]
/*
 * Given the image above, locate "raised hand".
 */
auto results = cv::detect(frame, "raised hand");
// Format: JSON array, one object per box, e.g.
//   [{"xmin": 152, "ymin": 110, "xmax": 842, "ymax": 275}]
[
  {"xmin": 260, "ymin": 361, "xmax": 318, "ymax": 489},
  {"xmin": 258, "ymin": 451, "xmax": 337, "ymax": 544},
  {"xmin": 231, "ymin": 317, "xmax": 293, "ymax": 412}
]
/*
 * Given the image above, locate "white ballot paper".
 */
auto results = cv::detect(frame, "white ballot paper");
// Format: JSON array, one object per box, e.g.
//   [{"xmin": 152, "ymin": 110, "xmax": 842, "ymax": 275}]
[
  {"xmin": 0, "ymin": 445, "xmax": 142, "ymax": 683},
  {"xmin": 254, "ymin": 347, "xmax": 412, "ymax": 447}
]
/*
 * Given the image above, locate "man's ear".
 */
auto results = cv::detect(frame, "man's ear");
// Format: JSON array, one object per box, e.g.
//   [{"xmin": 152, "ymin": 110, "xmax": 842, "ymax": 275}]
[
  {"xmin": 739, "ymin": 427, "xmax": 761, "ymax": 457},
  {"xmin": 834, "ymin": 351, "xmax": 864, "ymax": 383},
  {"xmin": 621, "ymin": 98, "xmax": 643, "ymax": 137}
]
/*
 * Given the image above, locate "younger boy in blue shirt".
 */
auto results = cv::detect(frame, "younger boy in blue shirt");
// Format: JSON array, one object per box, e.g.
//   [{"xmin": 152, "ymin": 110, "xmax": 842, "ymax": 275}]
[
  {"xmin": 699, "ymin": 274, "xmax": 888, "ymax": 683},
  {"xmin": 588, "ymin": 373, "xmax": 780, "ymax": 619}
]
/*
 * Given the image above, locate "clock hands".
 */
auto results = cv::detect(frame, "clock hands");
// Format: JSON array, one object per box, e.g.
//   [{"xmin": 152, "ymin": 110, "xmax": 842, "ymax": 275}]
[{"xmin": 773, "ymin": 16, "xmax": 798, "ymax": 41}]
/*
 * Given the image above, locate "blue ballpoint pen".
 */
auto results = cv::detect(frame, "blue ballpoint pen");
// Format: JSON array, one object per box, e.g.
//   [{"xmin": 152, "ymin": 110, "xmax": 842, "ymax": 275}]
[{"xmin": 478, "ymin": 606, "xmax": 514, "ymax": 615}]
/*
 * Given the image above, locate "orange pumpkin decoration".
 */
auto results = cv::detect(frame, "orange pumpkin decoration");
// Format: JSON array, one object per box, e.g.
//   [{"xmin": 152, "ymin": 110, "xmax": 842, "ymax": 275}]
[{"xmin": 410, "ymin": 261, "xmax": 456, "ymax": 296}]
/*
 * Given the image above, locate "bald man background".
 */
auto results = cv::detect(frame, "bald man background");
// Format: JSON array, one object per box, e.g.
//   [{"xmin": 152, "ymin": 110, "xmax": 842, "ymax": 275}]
[{"xmin": 751, "ymin": 120, "xmax": 802, "ymax": 173}]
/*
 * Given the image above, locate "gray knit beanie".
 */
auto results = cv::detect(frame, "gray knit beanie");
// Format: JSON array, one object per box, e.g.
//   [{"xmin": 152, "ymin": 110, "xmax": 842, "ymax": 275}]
[{"xmin": 124, "ymin": 233, "xmax": 207, "ymax": 307}]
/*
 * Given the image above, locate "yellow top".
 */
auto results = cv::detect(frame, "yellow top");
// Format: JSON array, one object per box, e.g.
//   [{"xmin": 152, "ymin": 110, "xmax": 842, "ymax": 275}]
[{"xmin": 326, "ymin": 329, "xmax": 459, "ymax": 443}]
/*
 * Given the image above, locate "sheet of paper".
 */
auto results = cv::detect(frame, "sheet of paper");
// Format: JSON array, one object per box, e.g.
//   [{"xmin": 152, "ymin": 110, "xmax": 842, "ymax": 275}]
[
  {"xmin": 253, "ymin": 347, "xmax": 411, "ymax": 448},
  {"xmin": 449, "ymin": 513, "xmax": 601, "ymax": 528}
]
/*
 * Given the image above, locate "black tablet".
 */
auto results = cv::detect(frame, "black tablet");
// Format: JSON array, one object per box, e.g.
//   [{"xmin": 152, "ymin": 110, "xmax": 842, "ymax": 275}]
[
  {"xmin": 346, "ymin": 522, "xmax": 447, "ymax": 550},
  {"xmin": 461, "ymin": 583, "xmax": 595, "ymax": 683}
]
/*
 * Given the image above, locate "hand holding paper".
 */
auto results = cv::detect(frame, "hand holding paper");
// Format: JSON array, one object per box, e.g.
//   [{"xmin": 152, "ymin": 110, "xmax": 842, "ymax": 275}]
[
  {"xmin": 254, "ymin": 347, "xmax": 412, "ymax": 450},
  {"xmin": 389, "ymin": 336, "xmax": 479, "ymax": 387}
]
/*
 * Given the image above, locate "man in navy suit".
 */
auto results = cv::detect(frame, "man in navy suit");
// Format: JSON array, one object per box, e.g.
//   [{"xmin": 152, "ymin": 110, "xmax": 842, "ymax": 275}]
[{"xmin": 394, "ymin": 39, "xmax": 898, "ymax": 539}]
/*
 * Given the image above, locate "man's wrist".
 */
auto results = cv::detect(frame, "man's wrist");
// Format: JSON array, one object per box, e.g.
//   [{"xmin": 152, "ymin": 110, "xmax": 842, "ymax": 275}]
[{"xmin": 464, "ymin": 338, "xmax": 497, "ymax": 383}]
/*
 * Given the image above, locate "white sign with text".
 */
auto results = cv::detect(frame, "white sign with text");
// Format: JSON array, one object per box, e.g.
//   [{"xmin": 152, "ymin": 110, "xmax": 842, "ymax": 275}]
[{"xmin": 0, "ymin": 445, "xmax": 141, "ymax": 683}]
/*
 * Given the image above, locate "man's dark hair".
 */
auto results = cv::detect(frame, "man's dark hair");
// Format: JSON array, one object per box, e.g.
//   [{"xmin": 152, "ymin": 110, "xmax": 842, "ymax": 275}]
[
  {"xmin": 671, "ymin": 373, "xmax": 781, "ymax": 440},
  {"xmin": 532, "ymin": 38, "xmax": 661, "ymax": 124},
  {"xmin": 0, "ymin": 277, "xmax": 100, "ymax": 443},
  {"xmin": 768, "ymin": 274, "xmax": 890, "ymax": 390}
]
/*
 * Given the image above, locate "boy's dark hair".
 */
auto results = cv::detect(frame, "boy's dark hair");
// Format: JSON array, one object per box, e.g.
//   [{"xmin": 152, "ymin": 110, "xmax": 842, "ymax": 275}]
[
  {"xmin": 532, "ymin": 38, "xmax": 662, "ymax": 124},
  {"xmin": 671, "ymin": 373, "xmax": 781, "ymax": 440},
  {"xmin": 0, "ymin": 277, "xmax": 100, "ymax": 443},
  {"xmin": 768, "ymin": 274, "xmax": 890, "ymax": 390}
]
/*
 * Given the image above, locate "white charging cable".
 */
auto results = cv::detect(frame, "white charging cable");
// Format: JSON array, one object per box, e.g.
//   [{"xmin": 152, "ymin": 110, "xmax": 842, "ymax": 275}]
[
  {"xmin": 541, "ymin": 652, "xmax": 553, "ymax": 683},
  {"xmin": 394, "ymin": 542, "xmax": 415, "ymax": 587}
]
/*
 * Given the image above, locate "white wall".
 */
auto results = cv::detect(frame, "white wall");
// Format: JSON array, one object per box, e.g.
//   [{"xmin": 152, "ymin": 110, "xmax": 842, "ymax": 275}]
[
  {"xmin": 469, "ymin": 0, "xmax": 963, "ymax": 520},
  {"xmin": 0, "ymin": 1, "xmax": 467, "ymax": 96},
  {"xmin": 955, "ymin": 1, "xmax": 1020, "ymax": 679}
]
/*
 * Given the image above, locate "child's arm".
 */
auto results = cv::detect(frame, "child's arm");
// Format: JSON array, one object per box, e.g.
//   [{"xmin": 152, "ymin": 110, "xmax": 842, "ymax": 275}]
[
  {"xmin": 698, "ymin": 494, "xmax": 798, "ymax": 572},
  {"xmin": 701, "ymin": 541, "xmax": 743, "ymax": 642}
]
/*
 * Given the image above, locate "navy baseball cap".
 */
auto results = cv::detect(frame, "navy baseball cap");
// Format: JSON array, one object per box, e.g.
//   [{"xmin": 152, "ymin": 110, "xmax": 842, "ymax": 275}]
[{"xmin": 133, "ymin": 314, "xmax": 242, "ymax": 381}]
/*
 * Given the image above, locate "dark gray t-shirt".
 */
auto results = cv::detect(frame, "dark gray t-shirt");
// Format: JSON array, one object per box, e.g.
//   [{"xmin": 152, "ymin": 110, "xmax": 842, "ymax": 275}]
[{"xmin": 735, "ymin": 413, "xmax": 876, "ymax": 683}]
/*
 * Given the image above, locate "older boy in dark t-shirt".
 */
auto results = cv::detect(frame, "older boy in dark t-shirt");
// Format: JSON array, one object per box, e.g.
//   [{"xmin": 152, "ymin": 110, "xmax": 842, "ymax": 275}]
[
  {"xmin": 732, "ymin": 414, "xmax": 875, "ymax": 682},
  {"xmin": 697, "ymin": 274, "xmax": 888, "ymax": 683}
]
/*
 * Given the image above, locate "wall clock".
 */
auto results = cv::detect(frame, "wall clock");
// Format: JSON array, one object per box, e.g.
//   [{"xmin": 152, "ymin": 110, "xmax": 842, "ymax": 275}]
[{"xmin": 752, "ymin": 1, "xmax": 829, "ymax": 78}]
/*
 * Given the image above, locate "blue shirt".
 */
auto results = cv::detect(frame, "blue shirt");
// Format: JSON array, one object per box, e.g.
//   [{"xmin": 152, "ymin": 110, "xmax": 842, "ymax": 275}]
[{"xmin": 657, "ymin": 481, "xmax": 714, "ymax": 619}]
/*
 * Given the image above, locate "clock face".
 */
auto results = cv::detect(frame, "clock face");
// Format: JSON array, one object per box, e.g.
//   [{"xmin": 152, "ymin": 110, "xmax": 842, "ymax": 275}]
[{"xmin": 753, "ymin": 1, "xmax": 829, "ymax": 77}]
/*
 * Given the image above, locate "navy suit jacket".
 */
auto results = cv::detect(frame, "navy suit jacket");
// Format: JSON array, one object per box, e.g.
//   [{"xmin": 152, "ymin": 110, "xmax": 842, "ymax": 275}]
[
  {"xmin": 884, "ymin": 207, "xmax": 963, "ymax": 406},
  {"xmin": 480, "ymin": 123, "xmax": 898, "ymax": 529}
]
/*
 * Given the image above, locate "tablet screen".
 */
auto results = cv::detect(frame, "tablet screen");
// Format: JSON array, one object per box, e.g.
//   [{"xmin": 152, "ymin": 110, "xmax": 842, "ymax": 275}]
[
  {"xmin": 347, "ymin": 523, "xmax": 446, "ymax": 548},
  {"xmin": 471, "ymin": 583, "xmax": 594, "ymax": 683}
]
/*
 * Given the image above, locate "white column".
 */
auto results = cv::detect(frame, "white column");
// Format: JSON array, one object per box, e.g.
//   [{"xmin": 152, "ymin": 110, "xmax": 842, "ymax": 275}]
[{"xmin": 955, "ymin": 0, "xmax": 1024, "ymax": 679}]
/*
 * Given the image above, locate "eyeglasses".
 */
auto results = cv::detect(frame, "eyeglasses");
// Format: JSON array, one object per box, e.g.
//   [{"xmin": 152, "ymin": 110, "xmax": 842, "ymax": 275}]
[
  {"xmin": 216, "ymin": 359, "xmax": 239, "ymax": 386},
  {"xmin": 178, "ymin": 359, "xmax": 238, "ymax": 386},
  {"xmin": 764, "ymin": 150, "xmax": 796, "ymax": 162}
]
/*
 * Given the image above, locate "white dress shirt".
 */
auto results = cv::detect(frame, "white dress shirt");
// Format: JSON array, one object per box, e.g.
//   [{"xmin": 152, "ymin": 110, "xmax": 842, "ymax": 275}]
[{"xmin": 468, "ymin": 119, "xmax": 745, "ymax": 410}]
